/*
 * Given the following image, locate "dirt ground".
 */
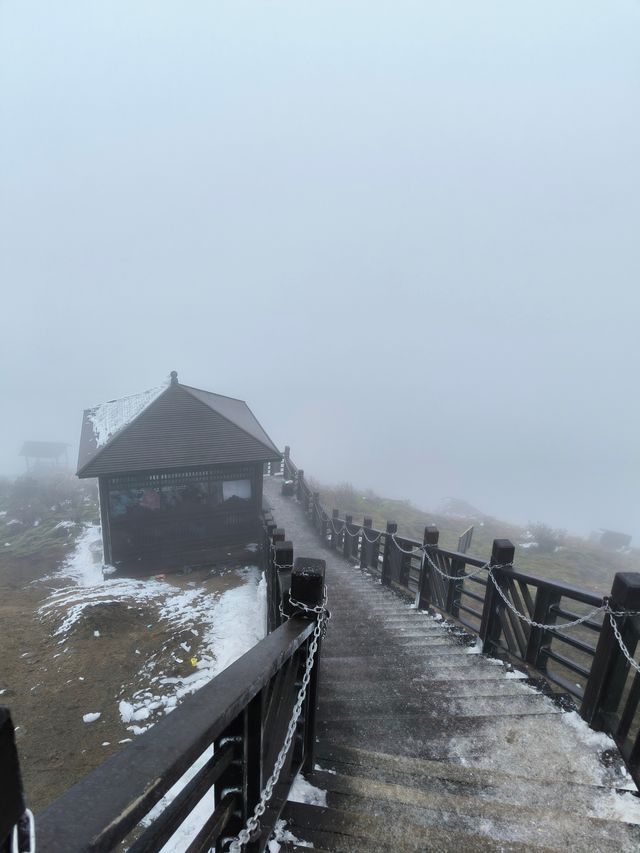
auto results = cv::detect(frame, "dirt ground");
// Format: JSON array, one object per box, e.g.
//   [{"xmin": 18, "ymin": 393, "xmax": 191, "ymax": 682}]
[{"xmin": 0, "ymin": 541, "xmax": 252, "ymax": 813}]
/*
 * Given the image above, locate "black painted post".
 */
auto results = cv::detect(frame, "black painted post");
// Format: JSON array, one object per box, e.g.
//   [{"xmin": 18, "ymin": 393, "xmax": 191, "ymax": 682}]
[
  {"xmin": 274, "ymin": 541, "xmax": 293, "ymax": 572},
  {"xmin": 214, "ymin": 715, "xmax": 245, "ymax": 851},
  {"xmin": 581, "ymin": 573, "xmax": 640, "ymax": 728},
  {"xmin": 0, "ymin": 708, "xmax": 26, "ymax": 852},
  {"xmin": 330, "ymin": 510, "xmax": 340, "ymax": 550},
  {"xmin": 398, "ymin": 538, "xmax": 411, "ymax": 588},
  {"xmin": 312, "ymin": 493, "xmax": 320, "ymax": 531},
  {"xmin": 320, "ymin": 509, "xmax": 329, "ymax": 547},
  {"xmin": 445, "ymin": 555, "xmax": 466, "ymax": 617},
  {"xmin": 524, "ymin": 587, "xmax": 562, "ymax": 672},
  {"xmin": 272, "ymin": 541, "xmax": 293, "ymax": 631},
  {"xmin": 243, "ymin": 691, "xmax": 264, "ymax": 848},
  {"xmin": 290, "ymin": 557, "xmax": 326, "ymax": 775},
  {"xmin": 480, "ymin": 539, "xmax": 515, "ymax": 655},
  {"xmin": 296, "ymin": 469, "xmax": 304, "ymax": 501},
  {"xmin": 416, "ymin": 526, "xmax": 439, "ymax": 610},
  {"xmin": 343, "ymin": 515, "xmax": 354, "ymax": 560},
  {"xmin": 381, "ymin": 522, "xmax": 397, "ymax": 586},
  {"xmin": 360, "ymin": 517, "xmax": 373, "ymax": 569},
  {"xmin": 283, "ymin": 445, "xmax": 291, "ymax": 478},
  {"xmin": 272, "ymin": 528, "xmax": 285, "ymax": 545},
  {"xmin": 265, "ymin": 521, "xmax": 277, "ymax": 634}
]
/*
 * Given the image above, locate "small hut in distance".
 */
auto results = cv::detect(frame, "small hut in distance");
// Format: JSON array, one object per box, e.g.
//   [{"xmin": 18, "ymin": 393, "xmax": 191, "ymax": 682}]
[
  {"xmin": 77, "ymin": 372, "xmax": 281, "ymax": 574},
  {"xmin": 20, "ymin": 441, "xmax": 70, "ymax": 472}
]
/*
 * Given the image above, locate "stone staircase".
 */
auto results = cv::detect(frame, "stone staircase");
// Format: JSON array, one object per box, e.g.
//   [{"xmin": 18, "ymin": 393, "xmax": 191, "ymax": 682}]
[{"xmin": 263, "ymin": 478, "xmax": 640, "ymax": 852}]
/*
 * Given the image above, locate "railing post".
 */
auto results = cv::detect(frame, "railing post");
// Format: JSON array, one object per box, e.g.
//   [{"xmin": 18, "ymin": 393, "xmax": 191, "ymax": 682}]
[
  {"xmin": 360, "ymin": 517, "xmax": 373, "ymax": 569},
  {"xmin": 296, "ymin": 469, "xmax": 304, "ymax": 501},
  {"xmin": 381, "ymin": 522, "xmax": 397, "ymax": 586},
  {"xmin": 360, "ymin": 518, "xmax": 380, "ymax": 572},
  {"xmin": 283, "ymin": 445, "xmax": 291, "ymax": 478},
  {"xmin": 0, "ymin": 707, "xmax": 27, "ymax": 853},
  {"xmin": 312, "ymin": 492, "xmax": 320, "ymax": 532},
  {"xmin": 524, "ymin": 587, "xmax": 562, "ymax": 672},
  {"xmin": 480, "ymin": 539, "xmax": 515, "ymax": 654},
  {"xmin": 416, "ymin": 526, "xmax": 439, "ymax": 610},
  {"xmin": 446, "ymin": 555, "xmax": 466, "ymax": 617},
  {"xmin": 319, "ymin": 508, "xmax": 329, "ymax": 547},
  {"xmin": 290, "ymin": 557, "xmax": 326, "ymax": 775},
  {"xmin": 343, "ymin": 515, "xmax": 354, "ymax": 560},
  {"xmin": 398, "ymin": 538, "xmax": 411, "ymax": 588},
  {"xmin": 330, "ymin": 509, "xmax": 340, "ymax": 550},
  {"xmin": 271, "ymin": 541, "xmax": 293, "ymax": 631},
  {"xmin": 581, "ymin": 572, "xmax": 640, "ymax": 728}
]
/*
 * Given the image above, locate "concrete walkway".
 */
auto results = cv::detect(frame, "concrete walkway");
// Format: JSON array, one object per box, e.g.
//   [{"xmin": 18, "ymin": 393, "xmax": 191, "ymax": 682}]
[{"xmin": 264, "ymin": 477, "xmax": 640, "ymax": 852}]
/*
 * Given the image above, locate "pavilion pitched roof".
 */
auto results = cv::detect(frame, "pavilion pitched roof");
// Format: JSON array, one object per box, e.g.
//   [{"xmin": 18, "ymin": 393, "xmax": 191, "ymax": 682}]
[{"xmin": 77, "ymin": 373, "xmax": 281, "ymax": 478}]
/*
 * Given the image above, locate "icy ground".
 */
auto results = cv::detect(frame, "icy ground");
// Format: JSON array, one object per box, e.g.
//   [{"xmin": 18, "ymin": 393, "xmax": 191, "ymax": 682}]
[
  {"xmin": 40, "ymin": 525, "xmax": 266, "ymax": 736},
  {"xmin": 39, "ymin": 524, "xmax": 268, "ymax": 850}
]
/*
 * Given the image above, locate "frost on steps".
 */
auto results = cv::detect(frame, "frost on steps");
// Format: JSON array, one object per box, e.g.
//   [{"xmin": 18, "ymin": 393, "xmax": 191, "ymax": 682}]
[{"xmin": 264, "ymin": 476, "xmax": 640, "ymax": 852}]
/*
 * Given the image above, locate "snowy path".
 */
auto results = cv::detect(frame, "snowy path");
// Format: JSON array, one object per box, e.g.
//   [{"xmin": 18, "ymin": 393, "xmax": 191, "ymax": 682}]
[{"xmin": 264, "ymin": 477, "xmax": 640, "ymax": 852}]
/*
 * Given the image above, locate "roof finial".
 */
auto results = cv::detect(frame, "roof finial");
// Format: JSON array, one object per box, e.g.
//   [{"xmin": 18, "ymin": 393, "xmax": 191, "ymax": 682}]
[{"xmin": 170, "ymin": 370, "xmax": 178, "ymax": 385}]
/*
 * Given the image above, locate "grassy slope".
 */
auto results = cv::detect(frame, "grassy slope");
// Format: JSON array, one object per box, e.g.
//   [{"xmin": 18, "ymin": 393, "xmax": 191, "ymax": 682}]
[
  {"xmin": 0, "ymin": 479, "xmax": 99, "ymax": 567},
  {"xmin": 310, "ymin": 479, "xmax": 639, "ymax": 597}
]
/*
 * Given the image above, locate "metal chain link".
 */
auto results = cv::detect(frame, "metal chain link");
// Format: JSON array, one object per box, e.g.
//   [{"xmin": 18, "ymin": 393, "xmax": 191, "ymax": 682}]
[
  {"xmin": 269, "ymin": 543, "xmax": 294, "ymax": 570},
  {"xmin": 225, "ymin": 596, "xmax": 329, "ymax": 852},
  {"xmin": 487, "ymin": 571, "xmax": 607, "ymax": 630},
  {"xmin": 327, "ymin": 516, "xmax": 382, "ymax": 543},
  {"xmin": 608, "ymin": 611, "xmax": 640, "ymax": 675},
  {"xmin": 421, "ymin": 547, "xmax": 492, "ymax": 581}
]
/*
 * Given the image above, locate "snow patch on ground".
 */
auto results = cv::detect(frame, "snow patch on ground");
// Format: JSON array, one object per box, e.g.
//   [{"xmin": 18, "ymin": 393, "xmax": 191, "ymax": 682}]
[
  {"xmin": 561, "ymin": 710, "xmax": 620, "ymax": 753},
  {"xmin": 466, "ymin": 639, "xmax": 482, "ymax": 654},
  {"xmin": 504, "ymin": 669, "xmax": 528, "ymax": 679},
  {"xmin": 592, "ymin": 790, "xmax": 640, "ymax": 825},
  {"xmin": 82, "ymin": 712, "xmax": 101, "ymax": 723},
  {"xmin": 288, "ymin": 773, "xmax": 327, "ymax": 807},
  {"xmin": 41, "ymin": 524, "xmax": 269, "ymax": 851},
  {"xmin": 268, "ymin": 819, "xmax": 314, "ymax": 851}
]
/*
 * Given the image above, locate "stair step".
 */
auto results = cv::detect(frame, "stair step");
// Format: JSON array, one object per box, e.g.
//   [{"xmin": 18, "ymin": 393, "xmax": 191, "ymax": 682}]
[
  {"xmin": 324, "ymin": 675, "xmax": 535, "ymax": 699},
  {"xmin": 280, "ymin": 801, "xmax": 556, "ymax": 852},
  {"xmin": 319, "ymin": 692, "xmax": 559, "ymax": 721},
  {"xmin": 288, "ymin": 776, "xmax": 640, "ymax": 853},
  {"xmin": 311, "ymin": 744, "xmax": 631, "ymax": 799},
  {"xmin": 319, "ymin": 659, "xmax": 517, "ymax": 682}
]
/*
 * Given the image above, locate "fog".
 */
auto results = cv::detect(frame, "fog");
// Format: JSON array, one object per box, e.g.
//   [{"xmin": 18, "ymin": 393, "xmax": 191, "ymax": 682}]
[{"xmin": 1, "ymin": 1, "xmax": 638, "ymax": 541}]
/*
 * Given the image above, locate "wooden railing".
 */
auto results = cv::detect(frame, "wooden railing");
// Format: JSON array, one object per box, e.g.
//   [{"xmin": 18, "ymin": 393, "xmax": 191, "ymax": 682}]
[
  {"xmin": 283, "ymin": 449, "xmax": 640, "ymax": 789},
  {"xmin": 3, "ymin": 503, "xmax": 325, "ymax": 853}
]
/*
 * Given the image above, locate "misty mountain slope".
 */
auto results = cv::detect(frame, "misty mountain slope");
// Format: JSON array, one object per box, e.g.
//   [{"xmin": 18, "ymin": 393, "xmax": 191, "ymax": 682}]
[
  {"xmin": 312, "ymin": 480, "xmax": 639, "ymax": 596},
  {"xmin": 264, "ymin": 477, "xmax": 640, "ymax": 852}
]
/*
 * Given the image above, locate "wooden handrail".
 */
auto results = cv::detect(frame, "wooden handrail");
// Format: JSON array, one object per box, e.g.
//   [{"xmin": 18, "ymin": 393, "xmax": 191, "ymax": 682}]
[{"xmin": 37, "ymin": 618, "xmax": 314, "ymax": 852}]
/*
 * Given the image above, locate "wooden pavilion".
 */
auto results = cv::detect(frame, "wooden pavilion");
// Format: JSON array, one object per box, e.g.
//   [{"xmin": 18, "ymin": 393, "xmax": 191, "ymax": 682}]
[{"xmin": 76, "ymin": 372, "xmax": 281, "ymax": 573}]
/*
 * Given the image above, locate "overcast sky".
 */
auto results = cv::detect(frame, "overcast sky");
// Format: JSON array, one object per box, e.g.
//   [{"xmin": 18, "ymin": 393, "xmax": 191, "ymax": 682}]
[{"xmin": 1, "ymin": 1, "xmax": 638, "ymax": 541}]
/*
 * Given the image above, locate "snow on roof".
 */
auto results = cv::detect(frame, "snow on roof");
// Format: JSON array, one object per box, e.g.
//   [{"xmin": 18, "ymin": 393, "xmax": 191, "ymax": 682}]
[{"xmin": 88, "ymin": 381, "xmax": 169, "ymax": 448}]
